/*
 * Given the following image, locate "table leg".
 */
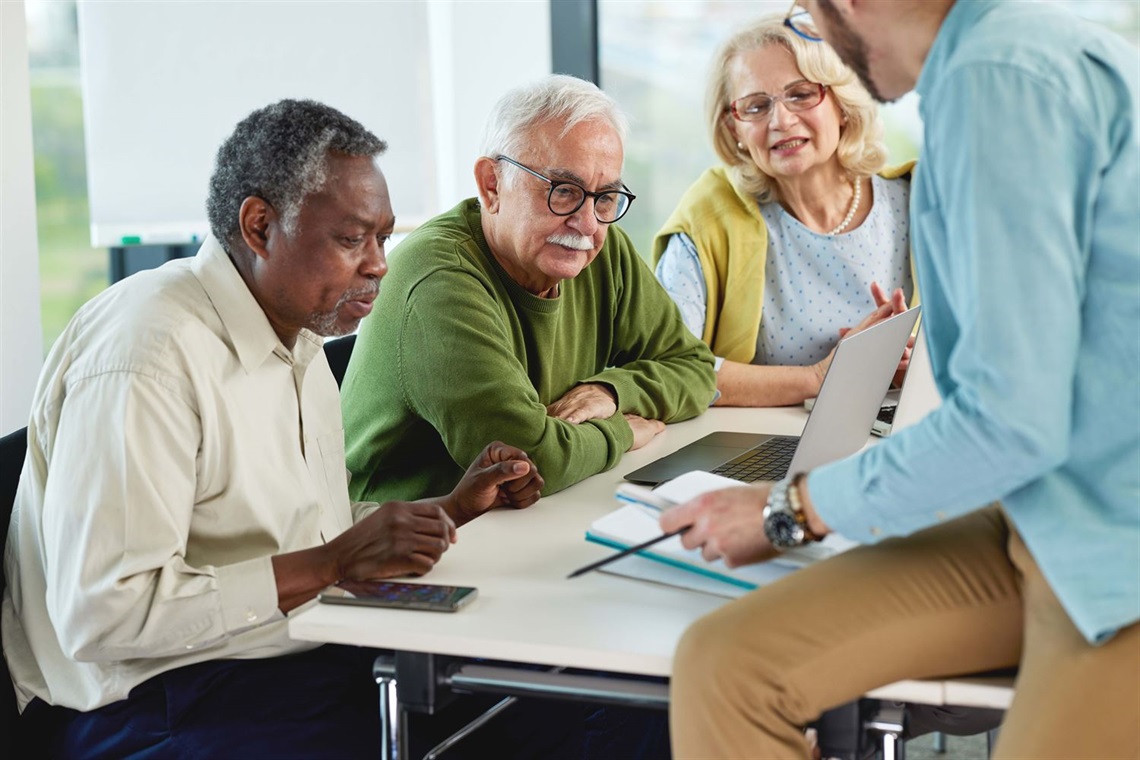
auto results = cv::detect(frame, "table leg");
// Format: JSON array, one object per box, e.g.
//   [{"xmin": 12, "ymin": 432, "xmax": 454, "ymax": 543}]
[
  {"xmin": 374, "ymin": 656, "xmax": 401, "ymax": 760},
  {"xmin": 881, "ymin": 731, "xmax": 907, "ymax": 760},
  {"xmin": 865, "ymin": 702, "xmax": 907, "ymax": 760},
  {"xmin": 933, "ymin": 731, "xmax": 947, "ymax": 753}
]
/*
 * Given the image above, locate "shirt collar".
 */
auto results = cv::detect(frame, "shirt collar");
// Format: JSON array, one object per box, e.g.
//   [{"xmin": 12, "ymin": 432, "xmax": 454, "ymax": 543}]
[
  {"xmin": 192, "ymin": 235, "xmax": 321, "ymax": 373},
  {"xmin": 916, "ymin": 0, "xmax": 998, "ymax": 104}
]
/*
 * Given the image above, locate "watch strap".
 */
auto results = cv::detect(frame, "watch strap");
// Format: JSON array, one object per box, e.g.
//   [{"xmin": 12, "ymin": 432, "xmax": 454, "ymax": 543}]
[{"xmin": 787, "ymin": 472, "xmax": 821, "ymax": 543}]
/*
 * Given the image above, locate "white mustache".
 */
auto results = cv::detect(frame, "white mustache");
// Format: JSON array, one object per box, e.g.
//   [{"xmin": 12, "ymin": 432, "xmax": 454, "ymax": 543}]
[{"xmin": 546, "ymin": 233, "xmax": 593, "ymax": 251}]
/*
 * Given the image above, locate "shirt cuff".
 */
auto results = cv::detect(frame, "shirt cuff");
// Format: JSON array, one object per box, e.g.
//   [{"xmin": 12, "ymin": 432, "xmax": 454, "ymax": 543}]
[
  {"xmin": 216, "ymin": 555, "xmax": 281, "ymax": 634},
  {"xmin": 807, "ymin": 457, "xmax": 883, "ymax": 543},
  {"xmin": 351, "ymin": 501, "xmax": 381, "ymax": 524}
]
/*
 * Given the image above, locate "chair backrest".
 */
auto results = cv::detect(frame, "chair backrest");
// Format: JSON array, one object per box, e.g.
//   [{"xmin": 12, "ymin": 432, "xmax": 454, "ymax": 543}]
[
  {"xmin": 0, "ymin": 427, "xmax": 28, "ymax": 754},
  {"xmin": 323, "ymin": 334, "xmax": 357, "ymax": 389},
  {"xmin": 0, "ymin": 427, "xmax": 26, "ymax": 552}
]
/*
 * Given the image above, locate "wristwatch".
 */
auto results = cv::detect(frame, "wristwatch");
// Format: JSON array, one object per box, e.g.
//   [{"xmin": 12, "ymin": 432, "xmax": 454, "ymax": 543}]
[{"xmin": 763, "ymin": 473, "xmax": 820, "ymax": 549}]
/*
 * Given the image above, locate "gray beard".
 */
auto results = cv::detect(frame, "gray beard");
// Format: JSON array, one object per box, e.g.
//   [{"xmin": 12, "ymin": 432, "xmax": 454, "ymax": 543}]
[{"xmin": 305, "ymin": 283, "xmax": 378, "ymax": 337}]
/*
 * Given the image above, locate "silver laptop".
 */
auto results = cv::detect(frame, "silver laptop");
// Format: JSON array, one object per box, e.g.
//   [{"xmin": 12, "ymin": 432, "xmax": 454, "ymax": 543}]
[
  {"xmin": 624, "ymin": 307, "xmax": 921, "ymax": 486},
  {"xmin": 871, "ymin": 324, "xmax": 941, "ymax": 436}
]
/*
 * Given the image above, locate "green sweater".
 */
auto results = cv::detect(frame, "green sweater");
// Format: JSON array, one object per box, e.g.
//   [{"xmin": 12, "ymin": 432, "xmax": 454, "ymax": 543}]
[{"xmin": 342, "ymin": 199, "xmax": 717, "ymax": 502}]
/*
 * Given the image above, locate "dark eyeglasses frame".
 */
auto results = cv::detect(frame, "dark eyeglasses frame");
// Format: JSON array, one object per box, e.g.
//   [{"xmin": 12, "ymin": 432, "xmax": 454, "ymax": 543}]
[
  {"xmin": 784, "ymin": 0, "xmax": 823, "ymax": 42},
  {"xmin": 495, "ymin": 155, "xmax": 636, "ymax": 224},
  {"xmin": 727, "ymin": 82, "xmax": 829, "ymax": 123}
]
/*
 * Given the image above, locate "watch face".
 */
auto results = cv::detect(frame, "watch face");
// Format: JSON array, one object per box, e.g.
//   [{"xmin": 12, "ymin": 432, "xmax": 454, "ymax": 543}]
[{"xmin": 764, "ymin": 511, "xmax": 804, "ymax": 548}]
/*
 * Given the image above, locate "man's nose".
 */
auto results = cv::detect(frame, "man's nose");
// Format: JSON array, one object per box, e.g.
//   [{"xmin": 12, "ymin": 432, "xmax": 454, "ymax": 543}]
[
  {"xmin": 362, "ymin": 236, "xmax": 388, "ymax": 278},
  {"xmin": 566, "ymin": 200, "xmax": 600, "ymax": 237}
]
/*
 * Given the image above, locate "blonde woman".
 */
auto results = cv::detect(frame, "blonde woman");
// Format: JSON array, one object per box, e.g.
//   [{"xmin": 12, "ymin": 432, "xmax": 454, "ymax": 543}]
[{"xmin": 654, "ymin": 14, "xmax": 915, "ymax": 407}]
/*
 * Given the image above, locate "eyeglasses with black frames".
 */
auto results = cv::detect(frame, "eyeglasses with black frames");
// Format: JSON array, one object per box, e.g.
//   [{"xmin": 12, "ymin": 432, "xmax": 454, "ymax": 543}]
[
  {"xmin": 728, "ymin": 82, "xmax": 829, "ymax": 122},
  {"xmin": 495, "ymin": 155, "xmax": 636, "ymax": 224},
  {"xmin": 784, "ymin": 0, "xmax": 823, "ymax": 42}
]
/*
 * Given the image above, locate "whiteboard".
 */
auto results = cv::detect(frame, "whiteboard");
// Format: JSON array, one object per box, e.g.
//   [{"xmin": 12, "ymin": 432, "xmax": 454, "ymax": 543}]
[{"xmin": 77, "ymin": 1, "xmax": 551, "ymax": 247}]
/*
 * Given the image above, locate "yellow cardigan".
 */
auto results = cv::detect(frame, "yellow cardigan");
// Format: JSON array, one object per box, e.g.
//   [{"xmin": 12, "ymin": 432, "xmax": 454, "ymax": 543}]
[{"xmin": 652, "ymin": 162, "xmax": 917, "ymax": 363}]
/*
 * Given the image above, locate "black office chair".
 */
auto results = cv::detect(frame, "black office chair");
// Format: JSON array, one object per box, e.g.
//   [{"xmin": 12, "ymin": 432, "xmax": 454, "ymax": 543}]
[
  {"xmin": 323, "ymin": 334, "xmax": 357, "ymax": 389},
  {"xmin": 0, "ymin": 426, "xmax": 29, "ymax": 757}
]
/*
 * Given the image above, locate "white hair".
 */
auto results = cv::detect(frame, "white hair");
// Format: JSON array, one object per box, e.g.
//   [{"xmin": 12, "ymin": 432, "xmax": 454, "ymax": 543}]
[{"xmin": 480, "ymin": 75, "xmax": 628, "ymax": 183}]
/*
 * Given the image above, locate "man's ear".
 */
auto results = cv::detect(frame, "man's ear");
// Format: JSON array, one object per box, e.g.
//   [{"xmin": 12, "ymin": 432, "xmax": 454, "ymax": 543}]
[
  {"xmin": 474, "ymin": 157, "xmax": 501, "ymax": 213},
  {"xmin": 238, "ymin": 196, "xmax": 277, "ymax": 260}
]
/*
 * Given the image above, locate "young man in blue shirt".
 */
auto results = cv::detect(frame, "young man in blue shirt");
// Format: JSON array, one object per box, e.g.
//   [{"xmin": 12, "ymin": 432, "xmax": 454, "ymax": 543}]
[{"xmin": 663, "ymin": 1, "xmax": 1139, "ymax": 757}]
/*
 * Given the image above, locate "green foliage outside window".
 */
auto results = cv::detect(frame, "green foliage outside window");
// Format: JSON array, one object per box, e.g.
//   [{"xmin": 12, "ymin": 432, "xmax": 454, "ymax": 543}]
[{"xmin": 31, "ymin": 77, "xmax": 106, "ymax": 351}]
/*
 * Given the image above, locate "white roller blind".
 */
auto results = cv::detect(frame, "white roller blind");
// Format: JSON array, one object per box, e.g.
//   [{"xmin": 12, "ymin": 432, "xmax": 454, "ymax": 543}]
[{"xmin": 77, "ymin": 0, "xmax": 551, "ymax": 247}]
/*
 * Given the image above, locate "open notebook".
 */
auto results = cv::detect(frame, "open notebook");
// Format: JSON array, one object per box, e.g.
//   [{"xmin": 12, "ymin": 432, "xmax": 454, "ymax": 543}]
[{"xmin": 586, "ymin": 471, "xmax": 857, "ymax": 598}]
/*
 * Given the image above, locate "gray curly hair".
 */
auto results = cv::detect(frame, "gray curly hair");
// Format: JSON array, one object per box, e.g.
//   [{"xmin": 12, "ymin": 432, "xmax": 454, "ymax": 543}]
[{"xmin": 206, "ymin": 99, "xmax": 387, "ymax": 252}]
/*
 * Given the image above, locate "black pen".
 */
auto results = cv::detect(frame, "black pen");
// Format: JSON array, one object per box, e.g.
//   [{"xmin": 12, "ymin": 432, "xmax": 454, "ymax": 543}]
[{"xmin": 566, "ymin": 527, "xmax": 689, "ymax": 579}]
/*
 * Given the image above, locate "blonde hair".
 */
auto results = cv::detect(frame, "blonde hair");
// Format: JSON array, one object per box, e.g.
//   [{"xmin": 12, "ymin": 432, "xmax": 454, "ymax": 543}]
[{"xmin": 706, "ymin": 14, "xmax": 887, "ymax": 203}]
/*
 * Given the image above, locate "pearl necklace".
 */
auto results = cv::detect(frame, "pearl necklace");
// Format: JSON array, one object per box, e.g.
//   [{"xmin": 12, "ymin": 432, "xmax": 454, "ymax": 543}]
[{"xmin": 826, "ymin": 177, "xmax": 862, "ymax": 236}]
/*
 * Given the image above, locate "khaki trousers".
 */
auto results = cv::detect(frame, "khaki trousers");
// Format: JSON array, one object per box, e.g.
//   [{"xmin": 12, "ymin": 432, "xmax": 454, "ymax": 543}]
[{"xmin": 670, "ymin": 506, "xmax": 1140, "ymax": 759}]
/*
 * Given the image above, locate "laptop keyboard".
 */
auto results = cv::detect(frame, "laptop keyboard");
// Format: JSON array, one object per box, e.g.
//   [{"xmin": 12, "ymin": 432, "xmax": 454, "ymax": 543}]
[{"xmin": 711, "ymin": 436, "xmax": 799, "ymax": 483}]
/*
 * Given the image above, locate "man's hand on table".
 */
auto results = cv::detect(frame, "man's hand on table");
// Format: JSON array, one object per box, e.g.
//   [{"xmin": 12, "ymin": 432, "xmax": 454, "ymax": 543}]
[
  {"xmin": 546, "ymin": 382, "xmax": 617, "ymax": 424},
  {"xmin": 273, "ymin": 501, "xmax": 457, "ymax": 613},
  {"xmin": 625, "ymin": 414, "xmax": 665, "ymax": 451},
  {"xmin": 545, "ymin": 382, "xmax": 666, "ymax": 451},
  {"xmin": 329, "ymin": 501, "xmax": 457, "ymax": 579},
  {"xmin": 442, "ymin": 441, "xmax": 545, "ymax": 524}
]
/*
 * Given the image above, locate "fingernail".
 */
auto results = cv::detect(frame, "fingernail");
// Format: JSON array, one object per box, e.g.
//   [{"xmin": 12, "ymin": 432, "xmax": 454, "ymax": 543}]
[{"xmin": 512, "ymin": 462, "xmax": 527, "ymax": 474}]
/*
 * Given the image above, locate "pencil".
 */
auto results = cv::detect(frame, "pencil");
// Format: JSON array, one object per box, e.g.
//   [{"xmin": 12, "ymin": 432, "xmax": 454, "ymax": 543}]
[{"xmin": 566, "ymin": 528, "xmax": 689, "ymax": 579}]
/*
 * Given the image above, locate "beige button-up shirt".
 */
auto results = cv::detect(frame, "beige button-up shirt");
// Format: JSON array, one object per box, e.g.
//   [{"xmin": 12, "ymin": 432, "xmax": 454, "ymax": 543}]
[{"xmin": 2, "ymin": 237, "xmax": 372, "ymax": 711}]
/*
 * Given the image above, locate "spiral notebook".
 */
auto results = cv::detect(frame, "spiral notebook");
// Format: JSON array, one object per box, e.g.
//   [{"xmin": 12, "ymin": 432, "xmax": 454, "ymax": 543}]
[{"xmin": 586, "ymin": 472, "xmax": 857, "ymax": 597}]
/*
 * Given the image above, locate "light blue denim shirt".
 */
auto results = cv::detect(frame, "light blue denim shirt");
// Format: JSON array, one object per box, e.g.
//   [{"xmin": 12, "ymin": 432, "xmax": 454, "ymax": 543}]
[{"xmin": 810, "ymin": 0, "xmax": 1140, "ymax": 644}]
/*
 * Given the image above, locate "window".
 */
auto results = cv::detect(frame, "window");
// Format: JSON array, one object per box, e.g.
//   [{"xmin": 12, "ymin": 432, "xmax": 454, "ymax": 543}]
[
  {"xmin": 599, "ymin": 0, "xmax": 1138, "ymax": 259},
  {"xmin": 26, "ymin": 0, "xmax": 107, "ymax": 353},
  {"xmin": 22, "ymin": 0, "xmax": 1139, "ymax": 353}
]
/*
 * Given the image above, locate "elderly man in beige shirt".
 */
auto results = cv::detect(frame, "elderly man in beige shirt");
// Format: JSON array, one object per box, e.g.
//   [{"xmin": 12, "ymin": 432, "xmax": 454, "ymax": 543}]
[{"xmin": 2, "ymin": 99, "xmax": 545, "ymax": 758}]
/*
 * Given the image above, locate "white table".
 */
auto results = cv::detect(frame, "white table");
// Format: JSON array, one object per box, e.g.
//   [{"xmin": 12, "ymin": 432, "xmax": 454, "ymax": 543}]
[{"xmin": 288, "ymin": 407, "xmax": 1012, "ymax": 758}]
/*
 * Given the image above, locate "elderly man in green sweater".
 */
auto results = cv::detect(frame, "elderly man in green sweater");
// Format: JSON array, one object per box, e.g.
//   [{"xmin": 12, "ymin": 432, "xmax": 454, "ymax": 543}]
[{"xmin": 342, "ymin": 75, "xmax": 716, "ymax": 506}]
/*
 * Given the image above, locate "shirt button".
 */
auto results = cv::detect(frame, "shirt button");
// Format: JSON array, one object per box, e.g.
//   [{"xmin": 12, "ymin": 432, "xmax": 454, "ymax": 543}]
[
  {"xmin": 869, "ymin": 526, "xmax": 882, "ymax": 537},
  {"xmin": 246, "ymin": 610, "xmax": 259, "ymax": 623},
  {"xmin": 935, "ymin": 511, "xmax": 947, "ymax": 521}
]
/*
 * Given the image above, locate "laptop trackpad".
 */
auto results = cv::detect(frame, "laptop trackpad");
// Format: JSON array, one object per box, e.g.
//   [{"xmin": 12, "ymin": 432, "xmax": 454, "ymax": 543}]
[{"xmin": 623, "ymin": 432, "xmax": 772, "ymax": 486}]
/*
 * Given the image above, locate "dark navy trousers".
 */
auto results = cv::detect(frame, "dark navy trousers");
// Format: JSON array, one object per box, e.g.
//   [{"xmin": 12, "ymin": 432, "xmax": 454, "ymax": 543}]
[{"xmin": 23, "ymin": 645, "xmax": 670, "ymax": 760}]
